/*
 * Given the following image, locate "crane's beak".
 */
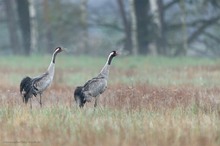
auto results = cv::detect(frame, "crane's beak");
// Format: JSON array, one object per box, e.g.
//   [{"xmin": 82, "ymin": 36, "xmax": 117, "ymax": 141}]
[
  {"xmin": 116, "ymin": 51, "xmax": 121, "ymax": 56},
  {"xmin": 62, "ymin": 48, "xmax": 68, "ymax": 52}
]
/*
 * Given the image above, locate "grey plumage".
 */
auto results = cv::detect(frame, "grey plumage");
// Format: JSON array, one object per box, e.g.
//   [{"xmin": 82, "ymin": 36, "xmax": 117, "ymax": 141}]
[
  {"xmin": 20, "ymin": 47, "xmax": 63, "ymax": 108},
  {"xmin": 74, "ymin": 51, "xmax": 118, "ymax": 108}
]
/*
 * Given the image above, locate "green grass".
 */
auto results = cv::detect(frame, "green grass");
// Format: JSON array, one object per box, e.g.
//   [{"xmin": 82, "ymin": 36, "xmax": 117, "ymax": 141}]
[{"xmin": 0, "ymin": 55, "xmax": 219, "ymax": 86}]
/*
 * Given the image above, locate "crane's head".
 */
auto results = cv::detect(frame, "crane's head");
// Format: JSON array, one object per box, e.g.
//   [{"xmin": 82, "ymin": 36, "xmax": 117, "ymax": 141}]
[
  {"xmin": 54, "ymin": 47, "xmax": 63, "ymax": 53},
  {"xmin": 110, "ymin": 50, "xmax": 118, "ymax": 57},
  {"xmin": 52, "ymin": 47, "xmax": 64, "ymax": 63},
  {"xmin": 107, "ymin": 50, "xmax": 118, "ymax": 65}
]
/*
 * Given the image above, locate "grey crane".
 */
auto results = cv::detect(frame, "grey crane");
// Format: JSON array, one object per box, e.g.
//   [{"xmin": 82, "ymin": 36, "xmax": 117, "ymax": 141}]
[
  {"xmin": 74, "ymin": 50, "xmax": 118, "ymax": 108},
  {"xmin": 20, "ymin": 47, "xmax": 63, "ymax": 108}
]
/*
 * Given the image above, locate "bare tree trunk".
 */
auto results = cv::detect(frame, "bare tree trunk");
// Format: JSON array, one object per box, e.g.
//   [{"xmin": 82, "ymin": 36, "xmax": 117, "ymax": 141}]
[
  {"xmin": 16, "ymin": 0, "xmax": 31, "ymax": 56},
  {"xmin": 175, "ymin": 0, "xmax": 187, "ymax": 56},
  {"xmin": 80, "ymin": 0, "xmax": 89, "ymax": 54},
  {"xmin": 149, "ymin": 0, "xmax": 159, "ymax": 55},
  {"xmin": 117, "ymin": 0, "xmax": 132, "ymax": 54},
  {"xmin": 134, "ymin": 0, "xmax": 150, "ymax": 55},
  {"xmin": 43, "ymin": 0, "xmax": 53, "ymax": 53},
  {"xmin": 129, "ymin": 0, "xmax": 138, "ymax": 56},
  {"xmin": 157, "ymin": 0, "xmax": 167, "ymax": 55},
  {"xmin": 4, "ymin": 0, "xmax": 20, "ymax": 54},
  {"xmin": 149, "ymin": 0, "xmax": 168, "ymax": 56},
  {"xmin": 29, "ymin": 0, "xmax": 38, "ymax": 52}
]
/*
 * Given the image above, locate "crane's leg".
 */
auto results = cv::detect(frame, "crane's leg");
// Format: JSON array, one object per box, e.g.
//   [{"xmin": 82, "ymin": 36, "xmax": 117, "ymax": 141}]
[
  {"xmin": 30, "ymin": 97, "xmax": 32, "ymax": 109},
  {"xmin": 94, "ymin": 96, "xmax": 99, "ymax": 108},
  {"xmin": 40, "ymin": 94, "xmax": 42, "ymax": 108}
]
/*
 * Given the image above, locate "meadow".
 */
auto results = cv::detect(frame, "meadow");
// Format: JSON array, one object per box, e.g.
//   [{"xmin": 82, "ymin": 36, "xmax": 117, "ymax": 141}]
[{"xmin": 0, "ymin": 54, "xmax": 220, "ymax": 146}]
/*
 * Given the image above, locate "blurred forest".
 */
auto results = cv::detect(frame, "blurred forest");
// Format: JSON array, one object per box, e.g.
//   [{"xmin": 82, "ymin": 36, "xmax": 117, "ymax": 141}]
[{"xmin": 0, "ymin": 0, "xmax": 220, "ymax": 56}]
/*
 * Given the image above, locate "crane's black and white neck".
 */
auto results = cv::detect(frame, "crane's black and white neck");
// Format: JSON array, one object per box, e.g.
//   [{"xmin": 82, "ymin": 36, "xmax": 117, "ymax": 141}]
[
  {"xmin": 47, "ymin": 47, "xmax": 63, "ymax": 75},
  {"xmin": 99, "ymin": 51, "xmax": 118, "ymax": 78},
  {"xmin": 52, "ymin": 47, "xmax": 63, "ymax": 63}
]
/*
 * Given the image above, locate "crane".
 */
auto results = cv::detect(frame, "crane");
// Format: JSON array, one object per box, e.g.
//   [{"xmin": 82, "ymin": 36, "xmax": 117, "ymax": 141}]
[
  {"xmin": 20, "ymin": 47, "xmax": 63, "ymax": 108},
  {"xmin": 74, "ymin": 50, "xmax": 118, "ymax": 108}
]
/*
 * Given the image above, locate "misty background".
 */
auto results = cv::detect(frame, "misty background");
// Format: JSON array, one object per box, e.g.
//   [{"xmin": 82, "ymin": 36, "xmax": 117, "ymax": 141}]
[{"xmin": 0, "ymin": 0, "xmax": 220, "ymax": 57}]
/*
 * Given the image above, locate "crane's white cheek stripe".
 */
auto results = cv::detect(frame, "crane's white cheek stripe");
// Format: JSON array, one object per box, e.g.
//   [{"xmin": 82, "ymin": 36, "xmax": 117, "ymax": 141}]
[{"xmin": 109, "ymin": 52, "xmax": 114, "ymax": 56}]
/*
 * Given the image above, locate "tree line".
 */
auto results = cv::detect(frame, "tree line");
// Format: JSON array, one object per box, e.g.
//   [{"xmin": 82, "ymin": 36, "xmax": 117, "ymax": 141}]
[{"xmin": 1, "ymin": 0, "xmax": 220, "ymax": 56}]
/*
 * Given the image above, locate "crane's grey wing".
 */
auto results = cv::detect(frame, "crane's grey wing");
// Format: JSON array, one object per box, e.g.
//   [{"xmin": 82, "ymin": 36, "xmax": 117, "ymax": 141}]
[
  {"xmin": 32, "ymin": 72, "xmax": 50, "ymax": 92},
  {"xmin": 83, "ymin": 76, "xmax": 107, "ymax": 97},
  {"xmin": 83, "ymin": 77, "xmax": 103, "ymax": 91}
]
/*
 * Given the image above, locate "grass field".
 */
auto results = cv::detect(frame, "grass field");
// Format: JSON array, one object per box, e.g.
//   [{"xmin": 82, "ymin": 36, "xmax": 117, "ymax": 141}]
[{"xmin": 0, "ymin": 55, "xmax": 220, "ymax": 146}]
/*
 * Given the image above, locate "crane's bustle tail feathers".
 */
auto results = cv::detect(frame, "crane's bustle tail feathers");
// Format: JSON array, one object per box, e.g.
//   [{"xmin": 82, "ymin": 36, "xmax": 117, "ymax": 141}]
[
  {"xmin": 74, "ymin": 86, "xmax": 86, "ymax": 108},
  {"xmin": 20, "ymin": 76, "xmax": 36, "ymax": 104}
]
